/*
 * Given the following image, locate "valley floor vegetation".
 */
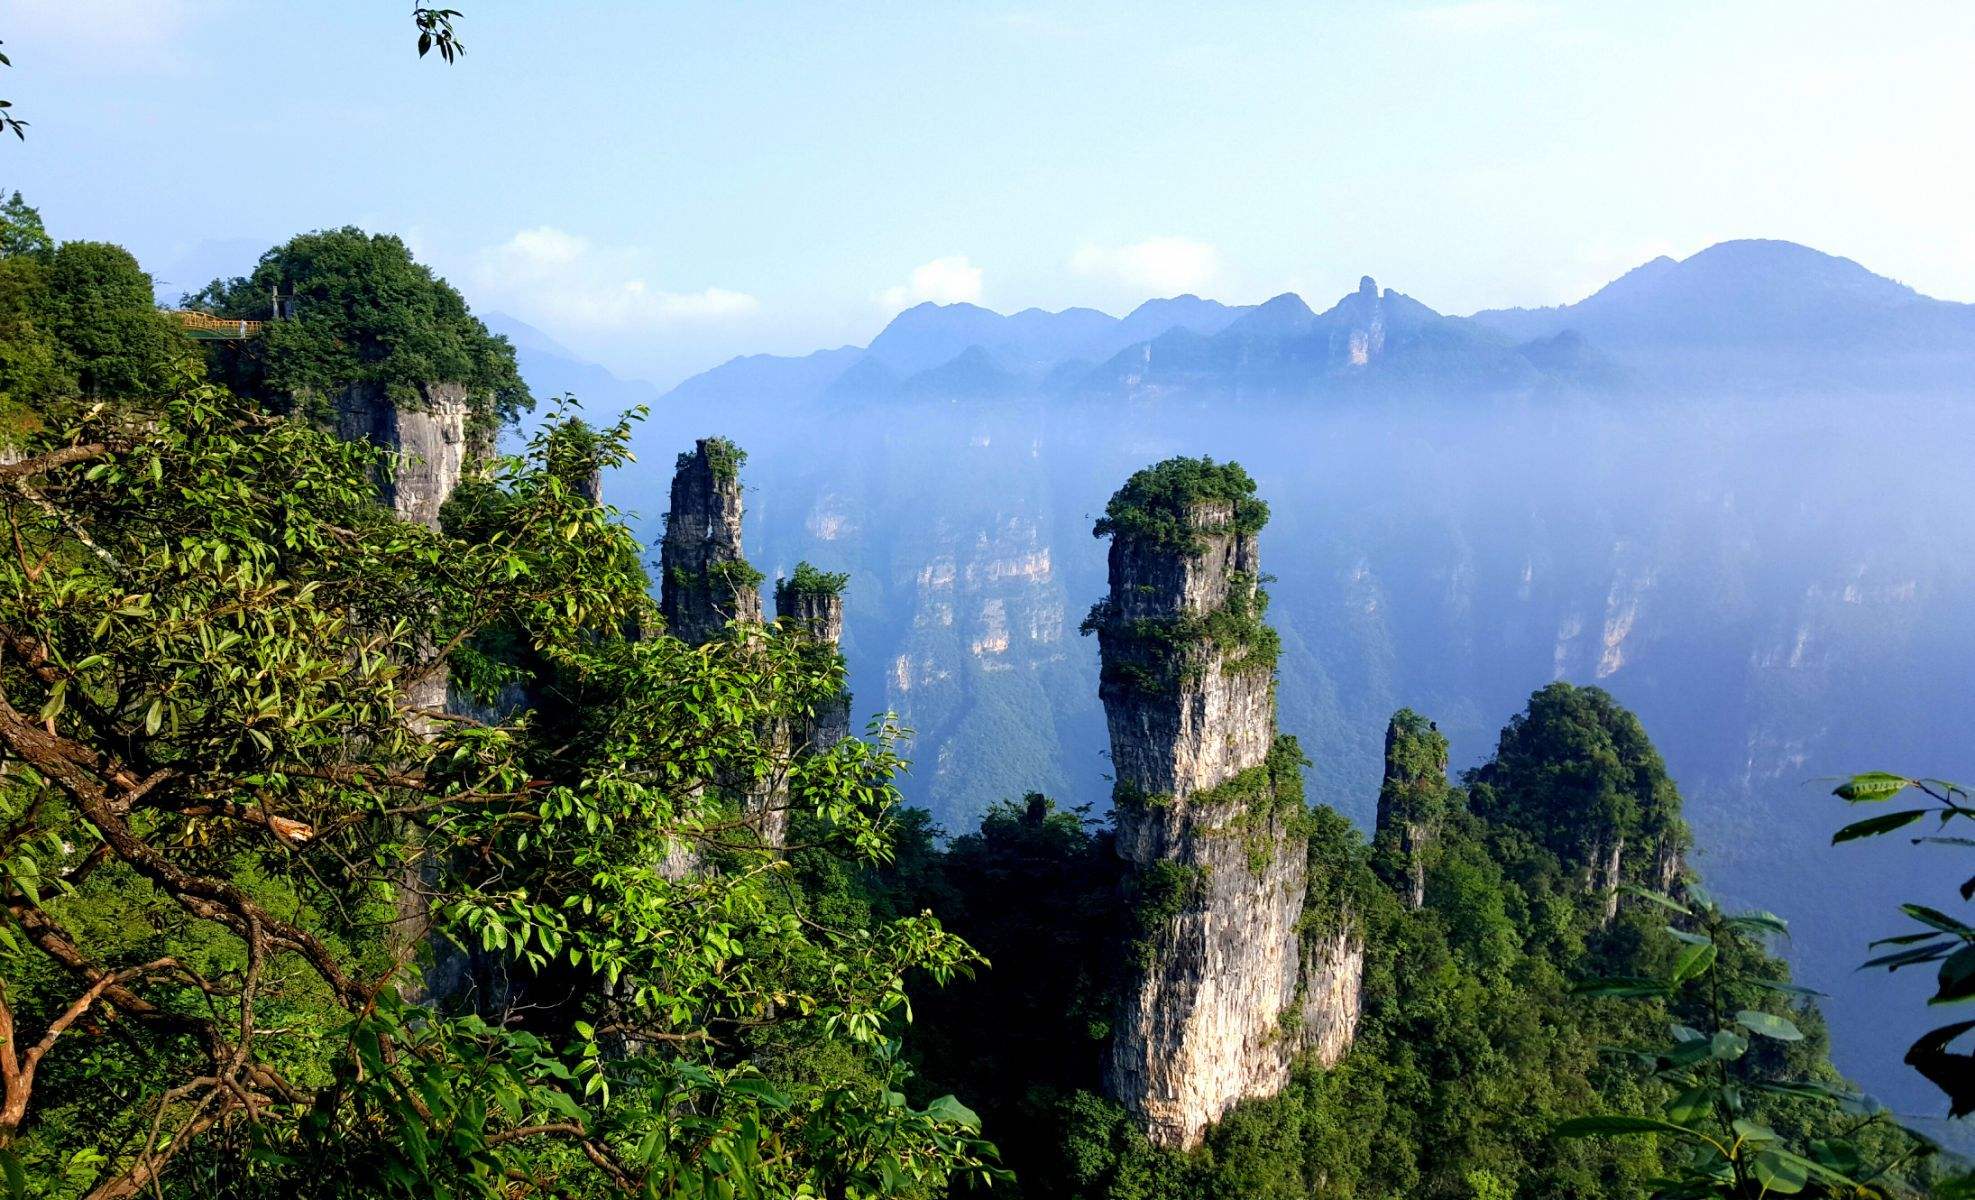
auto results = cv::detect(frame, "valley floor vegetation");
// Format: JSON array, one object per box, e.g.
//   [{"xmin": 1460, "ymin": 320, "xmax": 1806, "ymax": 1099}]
[{"xmin": 0, "ymin": 191, "xmax": 1966, "ymax": 1199}]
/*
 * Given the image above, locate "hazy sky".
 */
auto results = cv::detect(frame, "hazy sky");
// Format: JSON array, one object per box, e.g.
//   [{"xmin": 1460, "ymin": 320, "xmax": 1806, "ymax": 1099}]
[{"xmin": 8, "ymin": 0, "xmax": 1973, "ymax": 386}]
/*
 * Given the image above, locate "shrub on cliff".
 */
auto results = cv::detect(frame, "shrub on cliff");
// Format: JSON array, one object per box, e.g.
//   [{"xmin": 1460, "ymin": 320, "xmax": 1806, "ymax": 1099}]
[{"xmin": 1092, "ymin": 455, "xmax": 1269, "ymax": 552}]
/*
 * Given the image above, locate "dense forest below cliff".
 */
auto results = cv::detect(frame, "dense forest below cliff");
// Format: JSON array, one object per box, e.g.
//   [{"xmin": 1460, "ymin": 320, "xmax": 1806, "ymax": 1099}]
[{"xmin": 0, "ymin": 195, "xmax": 1969, "ymax": 1199}]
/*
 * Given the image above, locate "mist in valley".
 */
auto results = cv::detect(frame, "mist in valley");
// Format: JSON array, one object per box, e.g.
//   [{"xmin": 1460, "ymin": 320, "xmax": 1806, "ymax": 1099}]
[{"xmin": 570, "ymin": 387, "xmax": 1975, "ymax": 1119}]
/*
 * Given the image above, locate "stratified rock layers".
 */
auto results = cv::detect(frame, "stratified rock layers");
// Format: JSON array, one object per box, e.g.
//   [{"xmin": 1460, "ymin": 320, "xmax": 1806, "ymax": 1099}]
[{"xmin": 1093, "ymin": 483, "xmax": 1361, "ymax": 1150}]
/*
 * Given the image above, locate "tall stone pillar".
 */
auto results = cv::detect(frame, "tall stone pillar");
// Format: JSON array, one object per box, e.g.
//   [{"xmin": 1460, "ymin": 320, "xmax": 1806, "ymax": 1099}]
[
  {"xmin": 659, "ymin": 438, "xmax": 762, "ymax": 646},
  {"xmin": 776, "ymin": 568, "xmax": 852, "ymax": 753},
  {"xmin": 1087, "ymin": 458, "xmax": 1360, "ymax": 1150},
  {"xmin": 333, "ymin": 381, "xmax": 472, "ymax": 533},
  {"xmin": 1373, "ymin": 709, "xmax": 1449, "ymax": 910}
]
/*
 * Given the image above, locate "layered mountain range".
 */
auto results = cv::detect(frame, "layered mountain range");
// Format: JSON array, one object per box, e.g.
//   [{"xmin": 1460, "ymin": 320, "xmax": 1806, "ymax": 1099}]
[{"xmin": 529, "ymin": 237, "xmax": 1974, "ymax": 410}]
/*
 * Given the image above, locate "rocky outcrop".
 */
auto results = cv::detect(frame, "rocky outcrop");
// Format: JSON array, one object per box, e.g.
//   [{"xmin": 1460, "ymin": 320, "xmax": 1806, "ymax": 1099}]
[
  {"xmin": 1653, "ymin": 832, "xmax": 1685, "ymax": 895},
  {"xmin": 1089, "ymin": 460, "xmax": 1361, "ymax": 1149},
  {"xmin": 777, "ymin": 574, "xmax": 851, "ymax": 754},
  {"xmin": 333, "ymin": 381, "xmax": 472, "ymax": 531},
  {"xmin": 1373, "ymin": 710, "xmax": 1449, "ymax": 910},
  {"xmin": 1296, "ymin": 927, "xmax": 1365, "ymax": 1067},
  {"xmin": 1342, "ymin": 275, "xmax": 1386, "ymax": 366},
  {"xmin": 659, "ymin": 438, "xmax": 762, "ymax": 645}
]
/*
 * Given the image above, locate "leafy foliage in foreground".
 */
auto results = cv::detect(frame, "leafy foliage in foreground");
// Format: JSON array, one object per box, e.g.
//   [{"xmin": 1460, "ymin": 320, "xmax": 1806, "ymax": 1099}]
[
  {"xmin": 0, "ymin": 385, "xmax": 996, "ymax": 1196},
  {"xmin": 1561, "ymin": 885, "xmax": 1930, "ymax": 1197},
  {"xmin": 1826, "ymin": 773, "xmax": 1975, "ymax": 1122}
]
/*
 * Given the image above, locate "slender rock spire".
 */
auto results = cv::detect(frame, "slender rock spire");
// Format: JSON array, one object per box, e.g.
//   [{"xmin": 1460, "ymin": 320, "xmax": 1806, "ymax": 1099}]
[
  {"xmin": 659, "ymin": 437, "xmax": 763, "ymax": 646},
  {"xmin": 1374, "ymin": 709, "xmax": 1449, "ymax": 910},
  {"xmin": 1086, "ymin": 457, "xmax": 1361, "ymax": 1150},
  {"xmin": 776, "ymin": 566, "xmax": 852, "ymax": 754}
]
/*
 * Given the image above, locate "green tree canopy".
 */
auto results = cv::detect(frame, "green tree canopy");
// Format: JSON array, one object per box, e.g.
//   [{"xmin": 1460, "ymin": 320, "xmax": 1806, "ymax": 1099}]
[
  {"xmin": 41, "ymin": 241, "xmax": 189, "ymax": 399},
  {"xmin": 1092, "ymin": 455, "xmax": 1269, "ymax": 551},
  {"xmin": 0, "ymin": 192, "xmax": 51, "ymax": 261},
  {"xmin": 1466, "ymin": 682, "xmax": 1688, "ymax": 881},
  {"xmin": 187, "ymin": 227, "xmax": 529, "ymax": 430}
]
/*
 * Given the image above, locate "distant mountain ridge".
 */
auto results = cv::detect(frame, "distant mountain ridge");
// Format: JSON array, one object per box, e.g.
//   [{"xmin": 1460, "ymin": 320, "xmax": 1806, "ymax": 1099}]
[
  {"xmin": 1470, "ymin": 239, "xmax": 1975, "ymax": 391},
  {"xmin": 512, "ymin": 240, "xmax": 1975, "ymax": 413}
]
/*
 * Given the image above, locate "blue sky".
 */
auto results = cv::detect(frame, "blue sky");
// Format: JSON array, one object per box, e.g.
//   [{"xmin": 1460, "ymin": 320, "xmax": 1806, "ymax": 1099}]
[{"xmin": 8, "ymin": 0, "xmax": 1973, "ymax": 386}]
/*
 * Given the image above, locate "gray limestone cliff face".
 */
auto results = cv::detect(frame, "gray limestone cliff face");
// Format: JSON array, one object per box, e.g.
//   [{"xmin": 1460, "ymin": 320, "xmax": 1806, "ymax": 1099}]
[
  {"xmin": 1093, "ymin": 492, "xmax": 1360, "ymax": 1150},
  {"xmin": 334, "ymin": 381, "xmax": 473, "ymax": 532},
  {"xmin": 1373, "ymin": 712, "xmax": 1450, "ymax": 910},
  {"xmin": 1297, "ymin": 927, "xmax": 1364, "ymax": 1067},
  {"xmin": 1099, "ymin": 502, "xmax": 1274, "ymax": 808},
  {"xmin": 660, "ymin": 439, "xmax": 763, "ymax": 646}
]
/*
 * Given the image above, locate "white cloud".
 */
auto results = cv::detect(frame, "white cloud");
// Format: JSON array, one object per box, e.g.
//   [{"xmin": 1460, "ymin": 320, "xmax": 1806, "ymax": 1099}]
[
  {"xmin": 1071, "ymin": 237, "xmax": 1222, "ymax": 296},
  {"xmin": 877, "ymin": 255, "xmax": 984, "ymax": 309},
  {"xmin": 473, "ymin": 226, "xmax": 759, "ymax": 333},
  {"xmin": 1402, "ymin": 1, "xmax": 1549, "ymax": 34}
]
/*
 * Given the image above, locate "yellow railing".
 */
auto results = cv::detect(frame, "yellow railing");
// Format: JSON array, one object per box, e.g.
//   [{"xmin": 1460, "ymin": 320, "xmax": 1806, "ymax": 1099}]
[{"xmin": 173, "ymin": 311, "xmax": 265, "ymax": 340}]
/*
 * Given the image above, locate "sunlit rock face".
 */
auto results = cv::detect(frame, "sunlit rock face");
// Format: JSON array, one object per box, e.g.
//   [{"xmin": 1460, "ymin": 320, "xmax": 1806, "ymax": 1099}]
[
  {"xmin": 660, "ymin": 438, "xmax": 763, "ymax": 646},
  {"xmin": 1093, "ymin": 490, "xmax": 1360, "ymax": 1150},
  {"xmin": 333, "ymin": 381, "xmax": 472, "ymax": 532},
  {"xmin": 1099, "ymin": 502, "xmax": 1274, "ymax": 805}
]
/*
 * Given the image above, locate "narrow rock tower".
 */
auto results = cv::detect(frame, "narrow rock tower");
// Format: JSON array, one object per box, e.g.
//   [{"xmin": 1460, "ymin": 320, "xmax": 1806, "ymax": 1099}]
[
  {"xmin": 776, "ymin": 565, "xmax": 852, "ymax": 754},
  {"xmin": 1373, "ymin": 709, "xmax": 1449, "ymax": 910},
  {"xmin": 660, "ymin": 438, "xmax": 763, "ymax": 645},
  {"xmin": 1087, "ymin": 457, "xmax": 1361, "ymax": 1150}
]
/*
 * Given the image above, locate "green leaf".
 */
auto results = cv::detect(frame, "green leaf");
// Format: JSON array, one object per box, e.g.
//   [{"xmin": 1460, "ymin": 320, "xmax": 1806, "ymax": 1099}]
[
  {"xmin": 1622, "ymin": 885, "xmax": 1692, "ymax": 916},
  {"xmin": 0, "ymin": 1147, "xmax": 24, "ymax": 1200},
  {"xmin": 923, "ymin": 1094, "xmax": 983, "ymax": 1129},
  {"xmin": 1935, "ymin": 944, "xmax": 1975, "ymax": 1006},
  {"xmin": 1723, "ymin": 910, "xmax": 1789, "ymax": 936},
  {"xmin": 1573, "ymin": 977, "xmax": 1670, "ymax": 999},
  {"xmin": 1743, "ymin": 977, "xmax": 1825, "ymax": 998},
  {"xmin": 1903, "ymin": 904, "xmax": 1974, "ymax": 936},
  {"xmin": 1862, "ymin": 940, "xmax": 1953, "ymax": 971},
  {"xmin": 724, "ymin": 1076, "xmax": 791, "ymax": 1109},
  {"xmin": 1832, "ymin": 809, "xmax": 1928, "ymax": 843},
  {"xmin": 1736, "ymin": 1009, "xmax": 1804, "ymax": 1042},
  {"xmin": 1711, "ymin": 1030, "xmax": 1749, "ymax": 1060},
  {"xmin": 1671, "ymin": 941, "xmax": 1718, "ymax": 984},
  {"xmin": 1833, "ymin": 772, "xmax": 1912, "ymax": 801},
  {"xmin": 1666, "ymin": 1086, "xmax": 1712, "ymax": 1126},
  {"xmin": 1750, "ymin": 1148, "xmax": 1809, "ymax": 1194}
]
